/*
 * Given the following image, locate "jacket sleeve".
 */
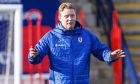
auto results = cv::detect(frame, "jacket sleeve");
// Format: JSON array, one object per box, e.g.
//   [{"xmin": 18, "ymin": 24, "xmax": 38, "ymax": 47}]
[
  {"xmin": 28, "ymin": 33, "xmax": 50, "ymax": 64},
  {"xmin": 88, "ymin": 31, "xmax": 117, "ymax": 63}
]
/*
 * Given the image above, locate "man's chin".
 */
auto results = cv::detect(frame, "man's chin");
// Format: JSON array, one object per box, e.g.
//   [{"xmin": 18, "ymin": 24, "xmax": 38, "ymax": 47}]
[{"xmin": 66, "ymin": 26, "xmax": 74, "ymax": 30}]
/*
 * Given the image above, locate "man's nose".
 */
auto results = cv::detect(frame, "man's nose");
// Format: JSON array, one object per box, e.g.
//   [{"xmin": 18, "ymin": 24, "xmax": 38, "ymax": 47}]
[{"xmin": 68, "ymin": 16, "xmax": 72, "ymax": 20}]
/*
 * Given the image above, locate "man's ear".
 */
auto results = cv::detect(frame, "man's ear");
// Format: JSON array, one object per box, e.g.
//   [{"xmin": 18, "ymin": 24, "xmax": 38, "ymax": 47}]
[
  {"xmin": 58, "ymin": 13, "xmax": 61, "ymax": 21},
  {"xmin": 58, "ymin": 16, "xmax": 61, "ymax": 21}
]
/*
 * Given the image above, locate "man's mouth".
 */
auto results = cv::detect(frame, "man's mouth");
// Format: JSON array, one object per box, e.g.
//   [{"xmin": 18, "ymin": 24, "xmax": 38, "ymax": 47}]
[{"xmin": 68, "ymin": 22, "xmax": 74, "ymax": 25}]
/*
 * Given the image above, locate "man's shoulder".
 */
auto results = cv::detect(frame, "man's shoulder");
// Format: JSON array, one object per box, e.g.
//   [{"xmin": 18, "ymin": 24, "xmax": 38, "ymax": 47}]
[
  {"xmin": 82, "ymin": 28, "xmax": 93, "ymax": 34},
  {"xmin": 82, "ymin": 28, "xmax": 98, "ymax": 38},
  {"xmin": 45, "ymin": 28, "xmax": 56, "ymax": 34},
  {"xmin": 43, "ymin": 28, "xmax": 60, "ymax": 37},
  {"xmin": 42, "ymin": 29, "xmax": 53, "ymax": 38}
]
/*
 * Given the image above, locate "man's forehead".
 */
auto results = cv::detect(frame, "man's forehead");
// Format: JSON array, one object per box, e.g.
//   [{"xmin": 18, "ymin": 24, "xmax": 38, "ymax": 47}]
[
  {"xmin": 61, "ymin": 8, "xmax": 75, "ymax": 12},
  {"xmin": 60, "ymin": 9, "xmax": 75, "ymax": 14}
]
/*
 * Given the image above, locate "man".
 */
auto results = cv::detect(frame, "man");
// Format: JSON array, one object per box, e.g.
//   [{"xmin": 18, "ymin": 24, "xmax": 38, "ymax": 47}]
[{"xmin": 28, "ymin": 2, "xmax": 125, "ymax": 84}]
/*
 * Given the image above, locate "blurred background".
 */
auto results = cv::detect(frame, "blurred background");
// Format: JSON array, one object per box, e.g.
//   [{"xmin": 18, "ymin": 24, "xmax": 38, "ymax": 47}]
[{"xmin": 0, "ymin": 0, "xmax": 140, "ymax": 84}]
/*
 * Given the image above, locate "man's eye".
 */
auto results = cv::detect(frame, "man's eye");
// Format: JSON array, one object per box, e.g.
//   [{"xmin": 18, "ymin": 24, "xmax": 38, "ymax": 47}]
[
  {"xmin": 71, "ymin": 15, "xmax": 74, "ymax": 17},
  {"xmin": 65, "ymin": 15, "xmax": 68, "ymax": 18}
]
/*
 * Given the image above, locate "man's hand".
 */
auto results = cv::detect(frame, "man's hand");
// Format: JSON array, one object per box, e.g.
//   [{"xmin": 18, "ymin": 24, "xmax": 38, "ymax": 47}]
[
  {"xmin": 29, "ymin": 47, "xmax": 39, "ymax": 58},
  {"xmin": 110, "ymin": 49, "xmax": 125, "ymax": 59}
]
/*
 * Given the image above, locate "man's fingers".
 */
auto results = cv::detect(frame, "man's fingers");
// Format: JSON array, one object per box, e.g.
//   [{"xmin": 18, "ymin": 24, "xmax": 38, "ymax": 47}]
[
  {"xmin": 115, "ymin": 50, "xmax": 124, "ymax": 55},
  {"xmin": 111, "ymin": 49, "xmax": 125, "ymax": 59},
  {"xmin": 117, "ymin": 50, "xmax": 125, "ymax": 58},
  {"xmin": 29, "ymin": 47, "xmax": 36, "ymax": 51},
  {"xmin": 116, "ymin": 49, "xmax": 122, "ymax": 54},
  {"xmin": 29, "ymin": 51, "xmax": 38, "ymax": 57},
  {"xmin": 118, "ymin": 51, "xmax": 125, "ymax": 58},
  {"xmin": 118, "ymin": 52, "xmax": 125, "ymax": 56},
  {"xmin": 30, "ymin": 51, "xmax": 37, "ymax": 54},
  {"xmin": 114, "ymin": 49, "xmax": 120, "ymax": 53},
  {"xmin": 113, "ymin": 49, "xmax": 122, "ymax": 55},
  {"xmin": 119, "ymin": 55, "xmax": 125, "ymax": 57},
  {"xmin": 29, "ymin": 47, "xmax": 38, "ymax": 57}
]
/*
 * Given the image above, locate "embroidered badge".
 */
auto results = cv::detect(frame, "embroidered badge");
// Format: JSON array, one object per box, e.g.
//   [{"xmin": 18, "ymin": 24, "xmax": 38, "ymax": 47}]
[{"xmin": 78, "ymin": 37, "xmax": 83, "ymax": 43}]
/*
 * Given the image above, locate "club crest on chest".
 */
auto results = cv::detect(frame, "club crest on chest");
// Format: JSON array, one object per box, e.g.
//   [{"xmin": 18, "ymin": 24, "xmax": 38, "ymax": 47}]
[{"xmin": 78, "ymin": 37, "xmax": 83, "ymax": 43}]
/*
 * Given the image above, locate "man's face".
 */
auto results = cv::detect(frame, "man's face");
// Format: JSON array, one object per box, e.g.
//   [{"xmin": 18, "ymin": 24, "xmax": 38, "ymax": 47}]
[{"xmin": 59, "ymin": 8, "xmax": 76, "ymax": 30}]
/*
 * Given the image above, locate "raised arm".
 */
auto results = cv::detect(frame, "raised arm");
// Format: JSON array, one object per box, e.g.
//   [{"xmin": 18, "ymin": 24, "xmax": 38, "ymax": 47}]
[{"xmin": 28, "ymin": 33, "xmax": 50, "ymax": 64}]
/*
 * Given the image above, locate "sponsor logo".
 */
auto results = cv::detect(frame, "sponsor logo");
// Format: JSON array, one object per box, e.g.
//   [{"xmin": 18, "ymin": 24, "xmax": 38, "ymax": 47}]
[{"xmin": 55, "ymin": 44, "xmax": 65, "ymax": 47}]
